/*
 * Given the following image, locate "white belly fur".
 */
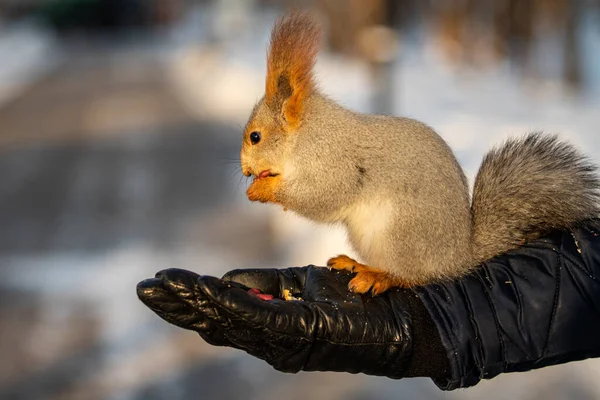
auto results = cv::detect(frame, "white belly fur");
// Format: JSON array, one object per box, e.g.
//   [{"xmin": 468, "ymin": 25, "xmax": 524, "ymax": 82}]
[{"xmin": 344, "ymin": 197, "xmax": 393, "ymax": 268}]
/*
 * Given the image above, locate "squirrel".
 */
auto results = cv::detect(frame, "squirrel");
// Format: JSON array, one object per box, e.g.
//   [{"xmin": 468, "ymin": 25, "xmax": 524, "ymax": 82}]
[{"xmin": 239, "ymin": 12, "xmax": 600, "ymax": 295}]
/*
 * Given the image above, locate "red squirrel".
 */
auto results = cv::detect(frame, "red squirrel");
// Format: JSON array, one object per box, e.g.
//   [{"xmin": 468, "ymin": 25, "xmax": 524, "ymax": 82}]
[{"xmin": 239, "ymin": 13, "xmax": 600, "ymax": 295}]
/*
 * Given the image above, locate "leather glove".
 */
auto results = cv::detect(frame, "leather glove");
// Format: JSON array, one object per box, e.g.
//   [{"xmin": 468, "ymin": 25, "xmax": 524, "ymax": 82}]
[
  {"xmin": 137, "ymin": 222, "xmax": 600, "ymax": 391},
  {"xmin": 137, "ymin": 266, "xmax": 447, "ymax": 379}
]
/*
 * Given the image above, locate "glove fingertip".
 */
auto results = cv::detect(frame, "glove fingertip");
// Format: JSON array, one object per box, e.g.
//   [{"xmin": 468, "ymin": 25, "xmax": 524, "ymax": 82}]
[
  {"xmin": 222, "ymin": 269, "xmax": 248, "ymax": 281},
  {"xmin": 136, "ymin": 278, "xmax": 183, "ymax": 310},
  {"xmin": 136, "ymin": 278, "xmax": 162, "ymax": 301},
  {"xmin": 136, "ymin": 279, "xmax": 186, "ymax": 316}
]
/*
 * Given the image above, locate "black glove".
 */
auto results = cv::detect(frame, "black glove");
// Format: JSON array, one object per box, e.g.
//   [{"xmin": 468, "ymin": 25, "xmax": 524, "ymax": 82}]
[
  {"xmin": 137, "ymin": 221, "xmax": 600, "ymax": 390},
  {"xmin": 137, "ymin": 265, "xmax": 449, "ymax": 379}
]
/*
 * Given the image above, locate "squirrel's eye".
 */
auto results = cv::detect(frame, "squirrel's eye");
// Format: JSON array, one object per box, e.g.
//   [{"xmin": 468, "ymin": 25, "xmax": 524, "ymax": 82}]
[{"xmin": 250, "ymin": 131, "xmax": 261, "ymax": 145}]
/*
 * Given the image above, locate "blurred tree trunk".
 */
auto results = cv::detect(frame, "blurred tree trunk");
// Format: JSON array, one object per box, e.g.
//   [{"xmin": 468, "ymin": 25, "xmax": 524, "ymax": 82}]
[
  {"xmin": 561, "ymin": 0, "xmax": 582, "ymax": 90},
  {"xmin": 318, "ymin": 0, "xmax": 406, "ymax": 114}
]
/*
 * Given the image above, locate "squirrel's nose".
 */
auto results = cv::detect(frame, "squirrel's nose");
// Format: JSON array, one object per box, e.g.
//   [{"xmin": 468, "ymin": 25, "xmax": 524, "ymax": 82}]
[{"xmin": 242, "ymin": 167, "xmax": 252, "ymax": 177}]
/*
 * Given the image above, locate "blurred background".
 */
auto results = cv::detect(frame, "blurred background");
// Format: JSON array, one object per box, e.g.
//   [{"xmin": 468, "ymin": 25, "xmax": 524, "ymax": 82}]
[{"xmin": 1, "ymin": 0, "xmax": 600, "ymax": 399}]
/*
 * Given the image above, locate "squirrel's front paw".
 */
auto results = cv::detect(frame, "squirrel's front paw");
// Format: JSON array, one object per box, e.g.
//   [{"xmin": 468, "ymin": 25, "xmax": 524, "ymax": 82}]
[
  {"xmin": 327, "ymin": 254, "xmax": 358, "ymax": 272},
  {"xmin": 247, "ymin": 175, "xmax": 281, "ymax": 203}
]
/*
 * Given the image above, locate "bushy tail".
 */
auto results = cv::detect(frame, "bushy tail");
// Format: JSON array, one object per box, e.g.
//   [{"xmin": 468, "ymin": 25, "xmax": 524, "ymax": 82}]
[{"xmin": 471, "ymin": 132, "xmax": 600, "ymax": 263}]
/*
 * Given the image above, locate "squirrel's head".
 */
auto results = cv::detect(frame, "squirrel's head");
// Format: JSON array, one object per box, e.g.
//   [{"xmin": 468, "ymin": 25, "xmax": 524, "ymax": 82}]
[{"xmin": 240, "ymin": 12, "xmax": 321, "ymax": 187}]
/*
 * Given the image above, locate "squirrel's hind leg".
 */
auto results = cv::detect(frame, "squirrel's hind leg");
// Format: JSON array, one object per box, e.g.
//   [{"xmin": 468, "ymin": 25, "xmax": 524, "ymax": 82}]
[{"xmin": 327, "ymin": 255, "xmax": 410, "ymax": 295}]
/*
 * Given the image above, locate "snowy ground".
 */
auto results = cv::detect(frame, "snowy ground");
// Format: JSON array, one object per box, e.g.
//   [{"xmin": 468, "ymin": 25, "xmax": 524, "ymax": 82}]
[{"xmin": 1, "ymin": 5, "xmax": 600, "ymax": 400}]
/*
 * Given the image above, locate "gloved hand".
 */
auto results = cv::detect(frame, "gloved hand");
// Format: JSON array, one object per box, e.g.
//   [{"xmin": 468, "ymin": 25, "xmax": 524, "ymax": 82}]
[
  {"xmin": 137, "ymin": 265, "xmax": 447, "ymax": 378},
  {"xmin": 137, "ymin": 222, "xmax": 600, "ymax": 391}
]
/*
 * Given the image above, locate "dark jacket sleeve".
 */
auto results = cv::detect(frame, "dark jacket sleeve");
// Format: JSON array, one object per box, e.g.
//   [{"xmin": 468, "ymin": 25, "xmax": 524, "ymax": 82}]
[{"xmin": 416, "ymin": 221, "xmax": 600, "ymax": 390}]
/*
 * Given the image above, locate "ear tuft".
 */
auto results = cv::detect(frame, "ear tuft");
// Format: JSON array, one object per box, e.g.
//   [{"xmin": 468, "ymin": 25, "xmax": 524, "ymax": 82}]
[{"xmin": 265, "ymin": 12, "xmax": 321, "ymax": 128}]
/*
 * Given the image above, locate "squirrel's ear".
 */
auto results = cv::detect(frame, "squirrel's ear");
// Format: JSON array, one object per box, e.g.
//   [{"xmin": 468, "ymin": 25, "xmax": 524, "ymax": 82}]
[{"xmin": 265, "ymin": 12, "xmax": 321, "ymax": 131}]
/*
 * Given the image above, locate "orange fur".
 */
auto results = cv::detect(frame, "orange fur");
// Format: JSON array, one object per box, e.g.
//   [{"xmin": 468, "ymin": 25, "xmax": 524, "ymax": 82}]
[
  {"xmin": 326, "ymin": 254, "xmax": 358, "ymax": 272},
  {"xmin": 266, "ymin": 12, "xmax": 321, "ymax": 129},
  {"xmin": 327, "ymin": 254, "xmax": 412, "ymax": 294},
  {"xmin": 246, "ymin": 176, "xmax": 281, "ymax": 203}
]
